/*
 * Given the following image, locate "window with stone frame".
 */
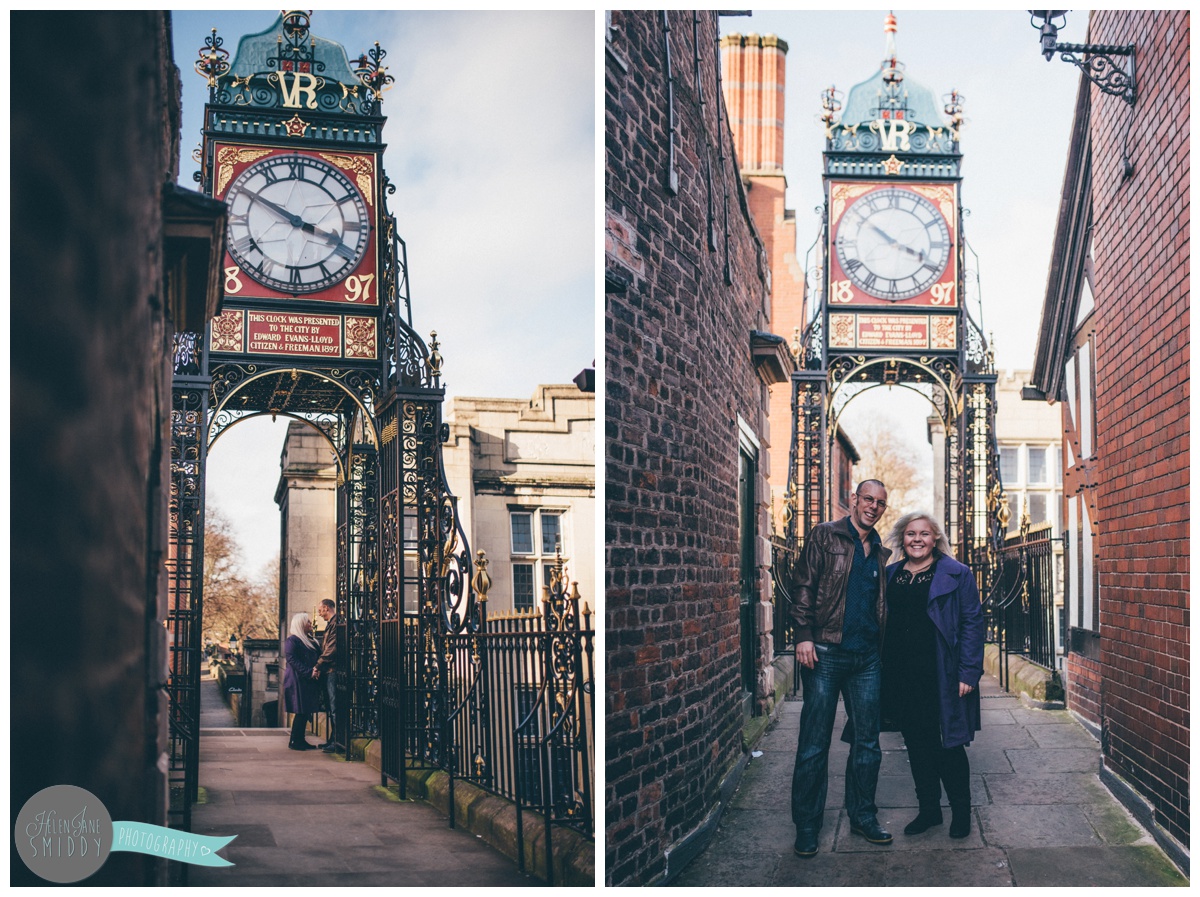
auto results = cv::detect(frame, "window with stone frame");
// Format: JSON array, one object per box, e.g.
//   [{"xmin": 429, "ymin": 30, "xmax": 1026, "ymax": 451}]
[{"xmin": 510, "ymin": 508, "xmax": 567, "ymax": 612}]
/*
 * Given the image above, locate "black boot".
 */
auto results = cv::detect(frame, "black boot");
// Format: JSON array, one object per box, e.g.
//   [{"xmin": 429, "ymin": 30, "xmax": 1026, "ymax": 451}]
[
  {"xmin": 940, "ymin": 745, "xmax": 972, "ymax": 838},
  {"xmin": 949, "ymin": 806, "xmax": 971, "ymax": 838},
  {"xmin": 904, "ymin": 739, "xmax": 943, "ymax": 835},
  {"xmin": 289, "ymin": 714, "xmax": 314, "ymax": 750},
  {"xmin": 904, "ymin": 807, "xmax": 943, "ymax": 835}
]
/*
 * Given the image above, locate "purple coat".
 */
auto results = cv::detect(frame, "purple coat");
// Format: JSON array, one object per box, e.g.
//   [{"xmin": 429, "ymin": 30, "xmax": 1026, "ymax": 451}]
[
  {"xmin": 885, "ymin": 554, "xmax": 986, "ymax": 748},
  {"xmin": 283, "ymin": 635, "xmax": 320, "ymax": 715}
]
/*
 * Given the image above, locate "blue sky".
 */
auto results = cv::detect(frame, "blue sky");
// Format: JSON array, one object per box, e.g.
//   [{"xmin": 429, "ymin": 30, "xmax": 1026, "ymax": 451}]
[{"xmin": 171, "ymin": 10, "xmax": 596, "ymax": 570}]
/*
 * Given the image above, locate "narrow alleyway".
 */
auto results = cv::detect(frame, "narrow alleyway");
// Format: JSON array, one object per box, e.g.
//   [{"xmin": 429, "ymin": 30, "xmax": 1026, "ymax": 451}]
[
  {"xmin": 198, "ymin": 659, "xmax": 236, "ymax": 728},
  {"xmin": 673, "ymin": 674, "xmax": 1186, "ymax": 887},
  {"xmin": 186, "ymin": 718, "xmax": 538, "ymax": 885}
]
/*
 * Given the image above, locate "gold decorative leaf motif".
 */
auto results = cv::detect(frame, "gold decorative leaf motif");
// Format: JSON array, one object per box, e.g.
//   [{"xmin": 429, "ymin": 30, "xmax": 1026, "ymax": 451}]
[
  {"xmin": 320, "ymin": 153, "xmax": 375, "ymax": 207},
  {"xmin": 216, "ymin": 146, "xmax": 273, "ymax": 197}
]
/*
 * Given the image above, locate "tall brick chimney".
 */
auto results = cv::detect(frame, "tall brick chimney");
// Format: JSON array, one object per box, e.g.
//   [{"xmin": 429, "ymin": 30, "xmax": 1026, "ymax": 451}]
[
  {"xmin": 720, "ymin": 30, "xmax": 804, "ymax": 538},
  {"xmin": 719, "ymin": 32, "xmax": 788, "ymax": 172}
]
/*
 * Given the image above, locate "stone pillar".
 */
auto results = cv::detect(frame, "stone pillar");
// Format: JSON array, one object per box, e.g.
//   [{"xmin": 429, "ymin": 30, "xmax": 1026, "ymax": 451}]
[{"xmin": 275, "ymin": 422, "xmax": 338, "ymax": 638}]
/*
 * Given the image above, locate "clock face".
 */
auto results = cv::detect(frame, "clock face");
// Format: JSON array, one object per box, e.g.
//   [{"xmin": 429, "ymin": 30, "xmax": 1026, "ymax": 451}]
[
  {"xmin": 834, "ymin": 187, "xmax": 951, "ymax": 301},
  {"xmin": 224, "ymin": 153, "xmax": 370, "ymax": 295}
]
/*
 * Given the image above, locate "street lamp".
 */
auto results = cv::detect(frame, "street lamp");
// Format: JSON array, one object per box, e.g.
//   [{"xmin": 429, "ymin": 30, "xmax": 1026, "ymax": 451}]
[
  {"xmin": 229, "ymin": 633, "xmax": 239, "ymax": 657},
  {"xmin": 1028, "ymin": 11, "xmax": 1136, "ymax": 106}
]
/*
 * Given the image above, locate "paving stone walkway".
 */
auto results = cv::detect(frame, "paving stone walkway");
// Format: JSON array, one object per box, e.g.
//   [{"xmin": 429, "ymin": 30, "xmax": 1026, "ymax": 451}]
[
  {"xmin": 186, "ymin": 729, "xmax": 540, "ymax": 886},
  {"xmin": 673, "ymin": 674, "xmax": 1187, "ymax": 887}
]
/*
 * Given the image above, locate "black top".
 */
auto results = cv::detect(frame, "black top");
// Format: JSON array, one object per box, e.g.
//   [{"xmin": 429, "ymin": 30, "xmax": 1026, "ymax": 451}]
[{"xmin": 882, "ymin": 566, "xmax": 939, "ymax": 732}]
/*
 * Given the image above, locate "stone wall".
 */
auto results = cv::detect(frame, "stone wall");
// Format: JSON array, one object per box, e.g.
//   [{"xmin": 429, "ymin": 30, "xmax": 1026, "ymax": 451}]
[
  {"xmin": 11, "ymin": 11, "xmax": 180, "ymax": 886},
  {"xmin": 275, "ymin": 422, "xmax": 338, "ymax": 631},
  {"xmin": 605, "ymin": 10, "xmax": 776, "ymax": 886}
]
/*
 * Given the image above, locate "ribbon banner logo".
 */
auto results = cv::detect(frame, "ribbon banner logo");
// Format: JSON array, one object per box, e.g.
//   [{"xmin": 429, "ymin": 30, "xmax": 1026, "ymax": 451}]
[{"xmin": 15, "ymin": 785, "xmax": 236, "ymax": 883}]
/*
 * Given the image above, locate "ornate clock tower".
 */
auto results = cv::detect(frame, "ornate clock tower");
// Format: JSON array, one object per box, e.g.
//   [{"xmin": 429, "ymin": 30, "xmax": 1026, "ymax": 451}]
[
  {"xmin": 169, "ymin": 12, "xmax": 482, "ymax": 829},
  {"xmin": 790, "ymin": 14, "xmax": 1001, "ymax": 579}
]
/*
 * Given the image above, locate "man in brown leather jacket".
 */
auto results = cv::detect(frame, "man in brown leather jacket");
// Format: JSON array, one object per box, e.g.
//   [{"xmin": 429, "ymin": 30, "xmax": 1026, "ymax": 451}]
[
  {"xmin": 313, "ymin": 598, "xmax": 339, "ymax": 753},
  {"xmin": 788, "ymin": 479, "xmax": 891, "ymax": 857}
]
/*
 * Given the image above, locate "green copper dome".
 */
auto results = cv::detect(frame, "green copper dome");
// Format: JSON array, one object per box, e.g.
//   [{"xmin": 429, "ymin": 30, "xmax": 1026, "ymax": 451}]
[
  {"xmin": 823, "ymin": 13, "xmax": 961, "ymax": 175},
  {"xmin": 840, "ymin": 69, "xmax": 946, "ymax": 129},
  {"xmin": 227, "ymin": 13, "xmax": 361, "ymax": 87}
]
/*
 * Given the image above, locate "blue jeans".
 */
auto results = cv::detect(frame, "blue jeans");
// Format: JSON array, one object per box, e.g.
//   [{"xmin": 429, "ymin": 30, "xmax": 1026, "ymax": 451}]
[
  {"xmin": 325, "ymin": 673, "xmax": 337, "ymax": 739},
  {"xmin": 791, "ymin": 643, "xmax": 883, "ymax": 833}
]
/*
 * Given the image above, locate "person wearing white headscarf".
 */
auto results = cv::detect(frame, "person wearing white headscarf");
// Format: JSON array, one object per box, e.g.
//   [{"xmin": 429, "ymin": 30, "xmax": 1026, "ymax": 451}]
[{"xmin": 283, "ymin": 612, "xmax": 321, "ymax": 750}]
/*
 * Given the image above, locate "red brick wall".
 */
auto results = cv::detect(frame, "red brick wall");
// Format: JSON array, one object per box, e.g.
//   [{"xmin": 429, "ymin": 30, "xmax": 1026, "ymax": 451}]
[
  {"xmin": 1066, "ymin": 651, "xmax": 1102, "ymax": 727},
  {"xmin": 606, "ymin": 11, "xmax": 774, "ymax": 886},
  {"xmin": 1086, "ymin": 9, "xmax": 1189, "ymax": 846}
]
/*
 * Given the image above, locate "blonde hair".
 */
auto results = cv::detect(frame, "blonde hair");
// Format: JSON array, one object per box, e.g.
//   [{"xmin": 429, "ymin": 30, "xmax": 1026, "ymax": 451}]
[
  {"xmin": 887, "ymin": 511, "xmax": 954, "ymax": 562},
  {"xmin": 288, "ymin": 612, "xmax": 319, "ymax": 650}
]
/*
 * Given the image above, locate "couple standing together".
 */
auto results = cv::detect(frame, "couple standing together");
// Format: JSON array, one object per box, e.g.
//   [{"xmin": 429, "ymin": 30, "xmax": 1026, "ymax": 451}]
[{"xmin": 789, "ymin": 479, "xmax": 986, "ymax": 857}]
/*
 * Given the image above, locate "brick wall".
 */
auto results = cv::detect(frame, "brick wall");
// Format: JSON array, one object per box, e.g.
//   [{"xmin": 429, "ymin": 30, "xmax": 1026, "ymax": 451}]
[
  {"xmin": 1065, "ymin": 652, "xmax": 1102, "ymax": 727},
  {"xmin": 1086, "ymin": 10, "xmax": 1189, "ymax": 846},
  {"xmin": 605, "ymin": 10, "xmax": 775, "ymax": 886},
  {"xmin": 11, "ymin": 11, "xmax": 179, "ymax": 885}
]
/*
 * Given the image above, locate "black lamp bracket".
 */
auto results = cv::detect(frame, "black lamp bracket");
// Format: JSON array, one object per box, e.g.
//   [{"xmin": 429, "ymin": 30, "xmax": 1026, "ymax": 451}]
[{"xmin": 1055, "ymin": 41, "xmax": 1137, "ymax": 106}]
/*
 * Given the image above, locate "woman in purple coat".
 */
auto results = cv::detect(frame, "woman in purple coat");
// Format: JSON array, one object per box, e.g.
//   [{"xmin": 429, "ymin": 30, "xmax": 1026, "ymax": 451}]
[
  {"xmin": 882, "ymin": 512, "xmax": 985, "ymax": 840},
  {"xmin": 283, "ymin": 613, "xmax": 321, "ymax": 751}
]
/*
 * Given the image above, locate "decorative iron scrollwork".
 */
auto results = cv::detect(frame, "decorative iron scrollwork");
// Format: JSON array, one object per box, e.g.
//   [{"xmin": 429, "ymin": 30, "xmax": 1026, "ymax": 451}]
[
  {"xmin": 173, "ymin": 332, "xmax": 202, "ymax": 376},
  {"xmin": 195, "ymin": 28, "xmax": 230, "ymax": 88}
]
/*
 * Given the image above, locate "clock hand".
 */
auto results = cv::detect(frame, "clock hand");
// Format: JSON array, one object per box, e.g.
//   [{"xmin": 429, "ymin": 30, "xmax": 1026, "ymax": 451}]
[
  {"xmin": 866, "ymin": 221, "xmax": 900, "ymax": 246},
  {"xmin": 866, "ymin": 222, "xmax": 928, "ymax": 263},
  {"xmin": 243, "ymin": 189, "xmax": 305, "ymax": 229},
  {"xmin": 243, "ymin": 190, "xmax": 354, "ymax": 258}
]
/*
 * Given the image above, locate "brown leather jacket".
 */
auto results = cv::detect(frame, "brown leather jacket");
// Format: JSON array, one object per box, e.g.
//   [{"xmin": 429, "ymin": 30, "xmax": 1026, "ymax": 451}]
[
  {"xmin": 314, "ymin": 614, "xmax": 339, "ymax": 675},
  {"xmin": 789, "ymin": 517, "xmax": 887, "ymax": 646}
]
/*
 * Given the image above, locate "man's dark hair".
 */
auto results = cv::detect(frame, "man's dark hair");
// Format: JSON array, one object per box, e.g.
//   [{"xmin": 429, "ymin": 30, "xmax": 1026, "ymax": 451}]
[
  {"xmin": 855, "ymin": 479, "xmax": 886, "ymax": 495},
  {"xmin": 320, "ymin": 598, "xmax": 336, "ymax": 610}
]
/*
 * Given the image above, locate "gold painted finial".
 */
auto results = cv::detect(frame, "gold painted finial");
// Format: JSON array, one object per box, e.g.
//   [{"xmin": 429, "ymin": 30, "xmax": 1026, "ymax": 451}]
[{"xmin": 471, "ymin": 550, "xmax": 491, "ymax": 602}]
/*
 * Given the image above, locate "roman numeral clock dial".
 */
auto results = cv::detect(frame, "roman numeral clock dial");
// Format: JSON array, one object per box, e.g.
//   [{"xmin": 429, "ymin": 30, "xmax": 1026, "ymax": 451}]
[
  {"xmin": 835, "ymin": 186, "xmax": 950, "ymax": 301},
  {"xmin": 224, "ymin": 153, "xmax": 369, "ymax": 295}
]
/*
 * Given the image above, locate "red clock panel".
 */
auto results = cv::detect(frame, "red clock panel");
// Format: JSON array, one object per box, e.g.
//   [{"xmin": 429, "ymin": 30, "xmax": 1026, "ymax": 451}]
[
  {"xmin": 213, "ymin": 142, "xmax": 379, "ymax": 306},
  {"xmin": 828, "ymin": 181, "xmax": 958, "ymax": 309}
]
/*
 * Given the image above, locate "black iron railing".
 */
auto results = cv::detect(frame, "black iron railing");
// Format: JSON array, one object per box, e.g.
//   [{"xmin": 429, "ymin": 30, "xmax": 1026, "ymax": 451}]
[
  {"xmin": 401, "ymin": 583, "xmax": 594, "ymax": 882},
  {"xmin": 986, "ymin": 525, "xmax": 1060, "ymax": 691},
  {"xmin": 770, "ymin": 535, "xmax": 801, "ymax": 693}
]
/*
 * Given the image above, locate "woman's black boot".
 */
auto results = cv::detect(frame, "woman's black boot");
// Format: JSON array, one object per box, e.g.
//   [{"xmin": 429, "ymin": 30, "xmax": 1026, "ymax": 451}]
[
  {"xmin": 949, "ymin": 805, "xmax": 971, "ymax": 838},
  {"xmin": 941, "ymin": 746, "xmax": 972, "ymax": 838},
  {"xmin": 904, "ymin": 807, "xmax": 944, "ymax": 835},
  {"xmin": 904, "ymin": 740, "xmax": 943, "ymax": 834}
]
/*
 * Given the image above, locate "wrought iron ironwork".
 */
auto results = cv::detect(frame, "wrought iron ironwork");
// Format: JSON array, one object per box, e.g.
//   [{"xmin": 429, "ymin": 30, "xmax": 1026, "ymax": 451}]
[
  {"xmin": 166, "ymin": 371, "xmax": 209, "ymax": 834},
  {"xmin": 1029, "ymin": 11, "xmax": 1136, "ymax": 106},
  {"xmin": 987, "ymin": 524, "xmax": 1062, "ymax": 694},
  {"xmin": 198, "ymin": 13, "xmax": 392, "ymax": 117},
  {"xmin": 770, "ymin": 535, "xmax": 801, "ymax": 695},
  {"xmin": 417, "ymin": 553, "xmax": 597, "ymax": 883}
]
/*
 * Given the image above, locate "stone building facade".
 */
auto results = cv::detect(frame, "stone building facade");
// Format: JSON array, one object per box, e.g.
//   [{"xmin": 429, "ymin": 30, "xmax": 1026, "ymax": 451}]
[
  {"xmin": 275, "ymin": 422, "xmax": 338, "ymax": 628},
  {"xmin": 605, "ymin": 10, "xmax": 791, "ymax": 886},
  {"xmin": 12, "ymin": 11, "xmax": 224, "ymax": 886},
  {"xmin": 1027, "ymin": 9, "xmax": 1189, "ymax": 862},
  {"xmin": 441, "ymin": 384, "xmax": 596, "ymax": 615}
]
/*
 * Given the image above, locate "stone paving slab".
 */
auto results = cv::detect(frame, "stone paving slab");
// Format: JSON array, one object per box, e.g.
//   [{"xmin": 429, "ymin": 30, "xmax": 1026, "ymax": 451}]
[
  {"xmin": 187, "ymin": 728, "xmax": 538, "ymax": 886},
  {"xmin": 1006, "ymin": 747, "xmax": 1100, "ymax": 774},
  {"xmin": 670, "ymin": 673, "xmax": 1187, "ymax": 888},
  {"xmin": 977, "ymin": 804, "xmax": 1105, "ymax": 849},
  {"xmin": 1007, "ymin": 845, "xmax": 1188, "ymax": 887},
  {"xmin": 984, "ymin": 772, "xmax": 1110, "ymax": 805}
]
